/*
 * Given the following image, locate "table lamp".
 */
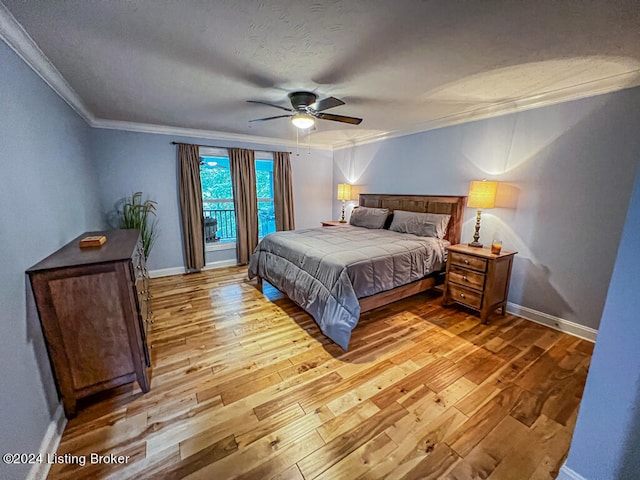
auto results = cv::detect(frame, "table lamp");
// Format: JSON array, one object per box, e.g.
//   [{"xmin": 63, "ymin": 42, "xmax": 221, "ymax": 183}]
[
  {"xmin": 467, "ymin": 180, "xmax": 498, "ymax": 247},
  {"xmin": 337, "ymin": 184, "xmax": 352, "ymax": 223}
]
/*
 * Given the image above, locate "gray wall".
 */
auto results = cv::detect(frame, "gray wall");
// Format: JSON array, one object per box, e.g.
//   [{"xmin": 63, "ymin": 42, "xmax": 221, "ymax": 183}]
[
  {"xmin": 91, "ymin": 129, "xmax": 334, "ymax": 272},
  {"xmin": 0, "ymin": 42, "xmax": 103, "ymax": 480},
  {"xmin": 334, "ymin": 88, "xmax": 640, "ymax": 330},
  {"xmin": 562, "ymin": 157, "xmax": 640, "ymax": 479}
]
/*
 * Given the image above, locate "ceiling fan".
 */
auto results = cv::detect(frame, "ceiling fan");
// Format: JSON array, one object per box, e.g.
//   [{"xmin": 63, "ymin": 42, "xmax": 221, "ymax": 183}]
[{"xmin": 248, "ymin": 91, "xmax": 363, "ymax": 129}]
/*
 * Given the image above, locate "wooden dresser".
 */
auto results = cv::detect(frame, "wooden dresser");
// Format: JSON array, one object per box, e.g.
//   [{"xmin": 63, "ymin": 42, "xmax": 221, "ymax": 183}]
[
  {"xmin": 442, "ymin": 244, "xmax": 517, "ymax": 323},
  {"xmin": 27, "ymin": 230, "xmax": 151, "ymax": 417}
]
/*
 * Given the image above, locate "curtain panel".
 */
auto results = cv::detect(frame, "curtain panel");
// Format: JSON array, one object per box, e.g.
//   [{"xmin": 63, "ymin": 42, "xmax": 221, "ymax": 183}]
[
  {"xmin": 177, "ymin": 143, "xmax": 205, "ymax": 271},
  {"xmin": 228, "ymin": 148, "xmax": 258, "ymax": 265},
  {"xmin": 273, "ymin": 151, "xmax": 295, "ymax": 231}
]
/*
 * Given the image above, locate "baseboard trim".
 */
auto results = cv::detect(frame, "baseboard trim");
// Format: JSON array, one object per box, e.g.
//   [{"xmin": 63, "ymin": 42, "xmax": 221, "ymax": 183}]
[
  {"xmin": 203, "ymin": 259, "xmax": 238, "ymax": 270},
  {"xmin": 26, "ymin": 405, "xmax": 66, "ymax": 480},
  {"xmin": 148, "ymin": 266, "xmax": 186, "ymax": 278},
  {"xmin": 149, "ymin": 259, "xmax": 239, "ymax": 278},
  {"xmin": 506, "ymin": 302, "xmax": 598, "ymax": 342},
  {"xmin": 557, "ymin": 463, "xmax": 587, "ymax": 480}
]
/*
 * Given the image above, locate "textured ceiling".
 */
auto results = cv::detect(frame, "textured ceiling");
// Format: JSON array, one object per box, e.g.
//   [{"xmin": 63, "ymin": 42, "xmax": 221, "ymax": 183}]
[{"xmin": 3, "ymin": 0, "xmax": 640, "ymax": 148}]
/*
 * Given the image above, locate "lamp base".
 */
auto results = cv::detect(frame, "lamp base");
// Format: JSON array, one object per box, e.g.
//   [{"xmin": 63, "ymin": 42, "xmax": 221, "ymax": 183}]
[
  {"xmin": 469, "ymin": 209, "xmax": 483, "ymax": 248},
  {"xmin": 339, "ymin": 200, "xmax": 347, "ymax": 223}
]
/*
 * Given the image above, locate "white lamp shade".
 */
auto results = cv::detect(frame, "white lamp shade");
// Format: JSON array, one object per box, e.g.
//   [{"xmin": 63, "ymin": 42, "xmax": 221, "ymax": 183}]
[
  {"xmin": 291, "ymin": 113, "xmax": 315, "ymax": 129},
  {"xmin": 467, "ymin": 180, "xmax": 498, "ymax": 209},
  {"xmin": 337, "ymin": 183, "xmax": 352, "ymax": 201}
]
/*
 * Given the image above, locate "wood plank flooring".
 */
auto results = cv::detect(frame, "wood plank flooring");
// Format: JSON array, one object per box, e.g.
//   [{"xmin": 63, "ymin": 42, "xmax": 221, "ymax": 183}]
[{"xmin": 47, "ymin": 267, "xmax": 593, "ymax": 479}]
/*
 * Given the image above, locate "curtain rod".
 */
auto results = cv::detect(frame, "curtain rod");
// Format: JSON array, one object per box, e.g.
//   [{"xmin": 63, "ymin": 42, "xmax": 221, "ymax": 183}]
[{"xmin": 171, "ymin": 141, "xmax": 291, "ymax": 154}]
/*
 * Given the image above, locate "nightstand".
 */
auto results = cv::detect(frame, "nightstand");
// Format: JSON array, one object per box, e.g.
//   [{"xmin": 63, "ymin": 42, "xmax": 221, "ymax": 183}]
[
  {"xmin": 321, "ymin": 221, "xmax": 349, "ymax": 227},
  {"xmin": 442, "ymin": 244, "xmax": 517, "ymax": 323}
]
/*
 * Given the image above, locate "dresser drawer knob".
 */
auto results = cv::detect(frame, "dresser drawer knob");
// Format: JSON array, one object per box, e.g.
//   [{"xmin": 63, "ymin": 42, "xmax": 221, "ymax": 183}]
[
  {"xmin": 462, "ymin": 275, "xmax": 468, "ymax": 281},
  {"xmin": 464, "ymin": 260, "xmax": 470, "ymax": 264},
  {"xmin": 460, "ymin": 293, "xmax": 466, "ymax": 298}
]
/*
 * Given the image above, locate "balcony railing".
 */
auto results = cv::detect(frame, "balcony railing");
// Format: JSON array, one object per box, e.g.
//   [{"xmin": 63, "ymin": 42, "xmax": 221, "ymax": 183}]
[
  {"xmin": 203, "ymin": 199, "xmax": 275, "ymax": 243},
  {"xmin": 204, "ymin": 209, "xmax": 235, "ymax": 242}
]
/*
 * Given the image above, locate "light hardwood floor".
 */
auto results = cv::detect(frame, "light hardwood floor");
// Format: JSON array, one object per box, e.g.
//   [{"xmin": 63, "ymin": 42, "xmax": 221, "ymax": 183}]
[{"xmin": 47, "ymin": 267, "xmax": 593, "ymax": 479}]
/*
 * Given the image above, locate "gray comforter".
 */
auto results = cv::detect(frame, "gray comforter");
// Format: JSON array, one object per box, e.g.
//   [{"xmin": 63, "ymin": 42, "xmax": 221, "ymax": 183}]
[{"xmin": 247, "ymin": 226, "xmax": 448, "ymax": 350}]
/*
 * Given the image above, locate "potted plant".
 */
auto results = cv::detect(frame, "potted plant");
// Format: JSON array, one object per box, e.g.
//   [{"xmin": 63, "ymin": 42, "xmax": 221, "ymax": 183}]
[{"xmin": 118, "ymin": 192, "xmax": 158, "ymax": 260}]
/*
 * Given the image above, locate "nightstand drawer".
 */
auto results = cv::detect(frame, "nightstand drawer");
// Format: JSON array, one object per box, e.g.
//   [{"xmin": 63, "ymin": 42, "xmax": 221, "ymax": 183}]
[
  {"xmin": 447, "ymin": 284, "xmax": 483, "ymax": 309},
  {"xmin": 450, "ymin": 251, "xmax": 487, "ymax": 272},
  {"xmin": 448, "ymin": 266, "xmax": 485, "ymax": 291}
]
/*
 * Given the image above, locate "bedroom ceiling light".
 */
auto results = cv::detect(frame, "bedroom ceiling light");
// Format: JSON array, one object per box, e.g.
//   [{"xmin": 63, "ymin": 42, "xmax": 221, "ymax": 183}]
[
  {"xmin": 337, "ymin": 183, "xmax": 352, "ymax": 223},
  {"xmin": 291, "ymin": 113, "xmax": 315, "ymax": 129},
  {"xmin": 467, "ymin": 180, "xmax": 498, "ymax": 248}
]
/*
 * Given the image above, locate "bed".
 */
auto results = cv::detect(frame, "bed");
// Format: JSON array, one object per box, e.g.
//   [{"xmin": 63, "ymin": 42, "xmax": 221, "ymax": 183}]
[{"xmin": 248, "ymin": 194, "xmax": 467, "ymax": 350}]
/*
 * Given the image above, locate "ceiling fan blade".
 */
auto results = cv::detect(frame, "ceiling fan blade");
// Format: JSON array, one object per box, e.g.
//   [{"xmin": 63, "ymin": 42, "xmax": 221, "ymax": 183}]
[
  {"xmin": 249, "ymin": 114, "xmax": 293, "ymax": 122},
  {"xmin": 246, "ymin": 100, "xmax": 293, "ymax": 112},
  {"xmin": 315, "ymin": 112, "xmax": 363, "ymax": 125},
  {"xmin": 309, "ymin": 96, "xmax": 345, "ymax": 112}
]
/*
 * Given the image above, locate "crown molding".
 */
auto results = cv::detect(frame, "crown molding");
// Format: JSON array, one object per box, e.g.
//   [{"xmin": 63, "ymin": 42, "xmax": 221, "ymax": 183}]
[
  {"xmin": 332, "ymin": 69, "xmax": 640, "ymax": 150},
  {"xmin": 92, "ymin": 118, "xmax": 333, "ymax": 150},
  {"xmin": 0, "ymin": 1, "xmax": 94, "ymax": 124}
]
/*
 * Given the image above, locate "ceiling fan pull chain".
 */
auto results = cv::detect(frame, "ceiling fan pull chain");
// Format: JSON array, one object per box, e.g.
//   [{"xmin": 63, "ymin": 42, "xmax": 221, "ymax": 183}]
[{"xmin": 296, "ymin": 126, "xmax": 300, "ymax": 156}]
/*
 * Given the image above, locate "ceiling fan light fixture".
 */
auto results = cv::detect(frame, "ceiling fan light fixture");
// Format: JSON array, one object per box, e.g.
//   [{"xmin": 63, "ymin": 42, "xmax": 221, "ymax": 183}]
[{"xmin": 291, "ymin": 113, "xmax": 315, "ymax": 129}]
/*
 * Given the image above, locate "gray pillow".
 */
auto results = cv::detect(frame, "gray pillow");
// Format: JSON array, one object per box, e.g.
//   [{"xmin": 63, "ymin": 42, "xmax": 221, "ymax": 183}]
[
  {"xmin": 389, "ymin": 210, "xmax": 451, "ymax": 239},
  {"xmin": 349, "ymin": 206, "xmax": 389, "ymax": 229}
]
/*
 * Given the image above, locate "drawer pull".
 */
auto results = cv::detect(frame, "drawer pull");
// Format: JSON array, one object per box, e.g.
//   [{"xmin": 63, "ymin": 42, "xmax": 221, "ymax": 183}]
[
  {"xmin": 464, "ymin": 260, "xmax": 470, "ymax": 264},
  {"xmin": 460, "ymin": 293, "xmax": 466, "ymax": 299},
  {"xmin": 462, "ymin": 275, "xmax": 468, "ymax": 281}
]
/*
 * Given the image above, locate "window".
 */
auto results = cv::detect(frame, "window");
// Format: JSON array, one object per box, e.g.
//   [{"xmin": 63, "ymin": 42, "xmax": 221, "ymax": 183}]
[
  {"xmin": 199, "ymin": 148, "xmax": 275, "ymax": 246},
  {"xmin": 200, "ymin": 155, "xmax": 235, "ymax": 243},
  {"xmin": 256, "ymin": 158, "xmax": 276, "ymax": 238}
]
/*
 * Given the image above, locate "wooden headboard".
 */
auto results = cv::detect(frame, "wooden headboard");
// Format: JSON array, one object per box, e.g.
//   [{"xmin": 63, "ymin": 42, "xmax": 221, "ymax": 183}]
[{"xmin": 359, "ymin": 194, "xmax": 467, "ymax": 245}]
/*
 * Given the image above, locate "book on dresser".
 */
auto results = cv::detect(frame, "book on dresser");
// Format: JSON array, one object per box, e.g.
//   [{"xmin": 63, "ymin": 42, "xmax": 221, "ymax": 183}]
[
  {"xmin": 27, "ymin": 229, "xmax": 151, "ymax": 418},
  {"xmin": 78, "ymin": 234, "xmax": 107, "ymax": 247}
]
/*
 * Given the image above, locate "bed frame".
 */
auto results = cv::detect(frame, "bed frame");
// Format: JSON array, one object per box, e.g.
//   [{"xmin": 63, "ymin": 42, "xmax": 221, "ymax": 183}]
[
  {"xmin": 255, "ymin": 193, "xmax": 467, "ymax": 314},
  {"xmin": 357, "ymin": 194, "xmax": 467, "ymax": 312}
]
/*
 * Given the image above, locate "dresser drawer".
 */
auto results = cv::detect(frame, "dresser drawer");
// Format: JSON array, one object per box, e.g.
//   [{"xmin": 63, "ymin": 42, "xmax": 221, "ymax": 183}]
[
  {"xmin": 447, "ymin": 284, "xmax": 483, "ymax": 309},
  {"xmin": 133, "ymin": 249, "xmax": 146, "ymax": 281},
  {"xmin": 450, "ymin": 251, "xmax": 487, "ymax": 272},
  {"xmin": 136, "ymin": 279, "xmax": 148, "ymax": 320},
  {"xmin": 448, "ymin": 266, "xmax": 485, "ymax": 291}
]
